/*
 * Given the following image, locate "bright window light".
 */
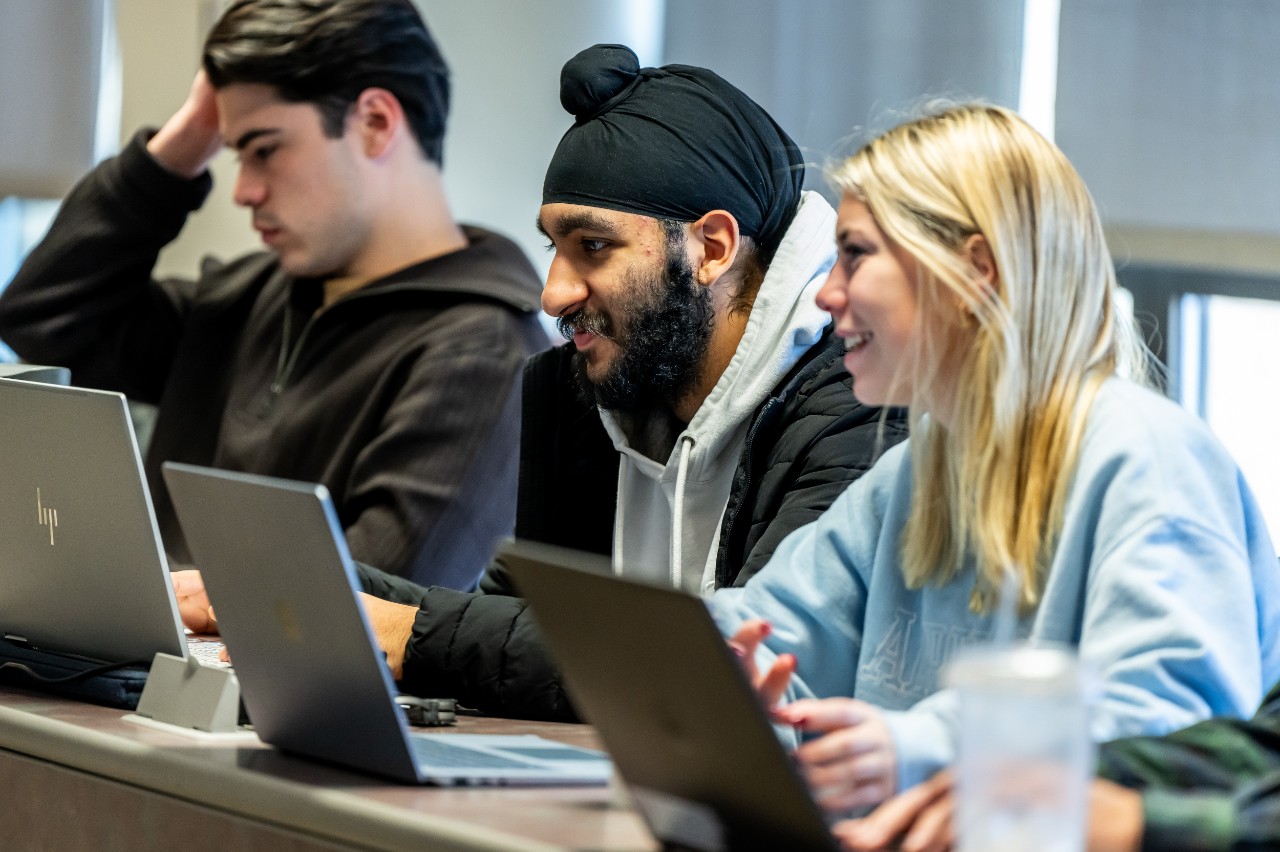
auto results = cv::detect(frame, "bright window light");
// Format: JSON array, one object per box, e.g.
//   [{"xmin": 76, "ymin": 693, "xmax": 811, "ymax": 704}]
[
  {"xmin": 1185, "ymin": 295, "xmax": 1280, "ymax": 548},
  {"xmin": 1018, "ymin": 0, "xmax": 1061, "ymax": 142}
]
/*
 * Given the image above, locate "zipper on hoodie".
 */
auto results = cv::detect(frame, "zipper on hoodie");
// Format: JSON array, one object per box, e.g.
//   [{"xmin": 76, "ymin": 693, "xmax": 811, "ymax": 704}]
[
  {"xmin": 258, "ymin": 306, "xmax": 302, "ymax": 418},
  {"xmin": 256, "ymin": 288, "xmax": 380, "ymax": 418}
]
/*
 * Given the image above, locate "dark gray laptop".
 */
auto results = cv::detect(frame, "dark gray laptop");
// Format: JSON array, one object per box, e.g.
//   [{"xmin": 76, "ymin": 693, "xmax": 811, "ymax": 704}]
[
  {"xmin": 162, "ymin": 462, "xmax": 612, "ymax": 786},
  {"xmin": 0, "ymin": 378, "xmax": 187, "ymax": 664},
  {"xmin": 504, "ymin": 539, "xmax": 839, "ymax": 852}
]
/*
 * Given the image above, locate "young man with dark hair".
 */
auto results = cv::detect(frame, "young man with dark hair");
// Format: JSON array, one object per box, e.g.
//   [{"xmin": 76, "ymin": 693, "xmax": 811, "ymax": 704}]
[
  {"xmin": 0, "ymin": 0, "xmax": 547, "ymax": 587},
  {"xmin": 343, "ymin": 44, "xmax": 909, "ymax": 721},
  {"xmin": 202, "ymin": 0, "xmax": 451, "ymax": 166}
]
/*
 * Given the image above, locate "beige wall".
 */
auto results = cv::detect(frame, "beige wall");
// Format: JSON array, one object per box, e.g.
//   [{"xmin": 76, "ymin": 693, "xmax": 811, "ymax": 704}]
[
  {"xmin": 423, "ymin": 0, "xmax": 664, "ymax": 271},
  {"xmin": 116, "ymin": 0, "xmax": 255, "ymax": 278}
]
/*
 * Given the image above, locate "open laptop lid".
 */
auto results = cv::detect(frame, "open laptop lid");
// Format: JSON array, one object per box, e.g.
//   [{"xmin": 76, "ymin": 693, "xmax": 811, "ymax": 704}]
[
  {"xmin": 0, "ymin": 378, "xmax": 186, "ymax": 663},
  {"xmin": 162, "ymin": 462, "xmax": 611, "ymax": 786},
  {"xmin": 504, "ymin": 539, "xmax": 839, "ymax": 852}
]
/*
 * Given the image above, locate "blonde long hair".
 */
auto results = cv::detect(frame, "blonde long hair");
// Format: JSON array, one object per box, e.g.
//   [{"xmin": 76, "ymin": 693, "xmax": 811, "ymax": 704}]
[{"xmin": 829, "ymin": 103, "xmax": 1148, "ymax": 612}]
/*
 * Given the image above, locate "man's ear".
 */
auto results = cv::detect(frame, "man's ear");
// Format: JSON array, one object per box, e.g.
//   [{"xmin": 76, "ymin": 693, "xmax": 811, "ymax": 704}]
[
  {"xmin": 349, "ymin": 87, "xmax": 403, "ymax": 159},
  {"xmin": 688, "ymin": 210, "xmax": 741, "ymax": 288},
  {"xmin": 963, "ymin": 233, "xmax": 998, "ymax": 291}
]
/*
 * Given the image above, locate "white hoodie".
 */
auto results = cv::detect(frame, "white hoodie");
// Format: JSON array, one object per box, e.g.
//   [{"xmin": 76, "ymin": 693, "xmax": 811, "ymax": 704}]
[{"xmin": 600, "ymin": 191, "xmax": 837, "ymax": 595}]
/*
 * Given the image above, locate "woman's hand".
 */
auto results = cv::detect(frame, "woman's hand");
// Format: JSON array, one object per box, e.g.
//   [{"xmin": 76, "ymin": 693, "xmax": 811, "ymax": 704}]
[
  {"xmin": 830, "ymin": 772, "xmax": 1143, "ymax": 852},
  {"xmin": 727, "ymin": 618, "xmax": 796, "ymax": 707},
  {"xmin": 776, "ymin": 697, "xmax": 900, "ymax": 813},
  {"xmin": 728, "ymin": 621, "xmax": 900, "ymax": 813},
  {"xmin": 833, "ymin": 769, "xmax": 954, "ymax": 852}
]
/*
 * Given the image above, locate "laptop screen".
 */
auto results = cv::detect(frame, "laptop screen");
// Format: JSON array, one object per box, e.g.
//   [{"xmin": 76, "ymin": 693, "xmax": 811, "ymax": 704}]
[
  {"xmin": 0, "ymin": 378, "xmax": 186, "ymax": 663},
  {"xmin": 504, "ymin": 539, "xmax": 838, "ymax": 851}
]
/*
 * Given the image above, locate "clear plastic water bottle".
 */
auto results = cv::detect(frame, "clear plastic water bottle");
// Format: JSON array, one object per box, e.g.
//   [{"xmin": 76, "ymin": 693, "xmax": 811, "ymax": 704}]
[{"xmin": 945, "ymin": 645, "xmax": 1093, "ymax": 852}]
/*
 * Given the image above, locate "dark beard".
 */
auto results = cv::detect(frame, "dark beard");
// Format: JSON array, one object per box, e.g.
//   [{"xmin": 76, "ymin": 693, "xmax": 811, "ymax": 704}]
[{"xmin": 557, "ymin": 244, "xmax": 714, "ymax": 413}]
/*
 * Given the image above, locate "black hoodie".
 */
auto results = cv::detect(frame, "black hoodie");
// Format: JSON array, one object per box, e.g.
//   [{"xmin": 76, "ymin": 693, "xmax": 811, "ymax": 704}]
[{"xmin": 0, "ymin": 132, "xmax": 549, "ymax": 587}]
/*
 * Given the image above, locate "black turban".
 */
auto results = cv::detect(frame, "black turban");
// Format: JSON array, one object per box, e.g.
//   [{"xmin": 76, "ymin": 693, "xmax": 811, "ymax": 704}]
[{"xmin": 542, "ymin": 44, "xmax": 804, "ymax": 259}]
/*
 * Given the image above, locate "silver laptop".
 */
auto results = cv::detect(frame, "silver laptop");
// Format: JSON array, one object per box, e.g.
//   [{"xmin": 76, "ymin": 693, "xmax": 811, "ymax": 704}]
[
  {"xmin": 504, "ymin": 540, "xmax": 840, "ymax": 852},
  {"xmin": 161, "ymin": 462, "xmax": 612, "ymax": 786},
  {"xmin": 0, "ymin": 378, "xmax": 188, "ymax": 664}
]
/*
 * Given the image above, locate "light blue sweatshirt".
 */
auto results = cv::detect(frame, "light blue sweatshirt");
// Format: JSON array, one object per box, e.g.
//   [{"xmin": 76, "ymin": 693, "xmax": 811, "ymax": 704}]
[{"xmin": 709, "ymin": 378, "xmax": 1280, "ymax": 791}]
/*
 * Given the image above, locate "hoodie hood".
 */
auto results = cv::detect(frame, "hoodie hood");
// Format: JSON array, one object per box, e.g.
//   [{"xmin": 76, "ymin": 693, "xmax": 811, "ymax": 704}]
[{"xmin": 600, "ymin": 190, "xmax": 836, "ymax": 593}]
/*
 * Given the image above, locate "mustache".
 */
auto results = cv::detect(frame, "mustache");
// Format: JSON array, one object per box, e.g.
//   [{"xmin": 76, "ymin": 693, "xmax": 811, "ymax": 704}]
[{"xmin": 556, "ymin": 308, "xmax": 618, "ymax": 344}]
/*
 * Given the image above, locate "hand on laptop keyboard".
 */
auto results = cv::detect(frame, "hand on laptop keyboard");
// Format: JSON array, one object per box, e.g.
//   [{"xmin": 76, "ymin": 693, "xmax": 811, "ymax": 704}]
[
  {"xmin": 359, "ymin": 592, "xmax": 417, "ymax": 679},
  {"xmin": 173, "ymin": 569, "xmax": 218, "ymax": 634}
]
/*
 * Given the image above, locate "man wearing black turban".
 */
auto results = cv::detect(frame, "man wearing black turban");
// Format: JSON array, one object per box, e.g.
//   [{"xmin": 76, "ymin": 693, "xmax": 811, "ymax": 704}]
[{"xmin": 353, "ymin": 45, "xmax": 908, "ymax": 720}]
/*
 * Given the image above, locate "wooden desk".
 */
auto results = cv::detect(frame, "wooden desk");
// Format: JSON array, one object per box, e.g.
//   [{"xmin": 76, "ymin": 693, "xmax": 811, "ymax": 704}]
[{"xmin": 0, "ymin": 686, "xmax": 657, "ymax": 851}]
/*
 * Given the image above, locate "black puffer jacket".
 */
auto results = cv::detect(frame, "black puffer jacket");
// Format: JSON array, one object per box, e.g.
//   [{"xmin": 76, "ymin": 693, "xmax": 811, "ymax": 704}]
[{"xmin": 358, "ymin": 330, "xmax": 907, "ymax": 720}]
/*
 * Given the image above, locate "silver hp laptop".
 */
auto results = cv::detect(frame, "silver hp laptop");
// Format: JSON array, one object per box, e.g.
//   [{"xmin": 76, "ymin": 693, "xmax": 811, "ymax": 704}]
[
  {"xmin": 504, "ymin": 540, "xmax": 840, "ymax": 852},
  {"xmin": 0, "ymin": 378, "xmax": 187, "ymax": 664},
  {"xmin": 161, "ymin": 462, "xmax": 612, "ymax": 786}
]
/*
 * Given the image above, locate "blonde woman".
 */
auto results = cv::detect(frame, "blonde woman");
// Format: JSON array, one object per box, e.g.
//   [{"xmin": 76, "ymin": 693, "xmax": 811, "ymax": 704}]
[{"xmin": 709, "ymin": 103, "xmax": 1280, "ymax": 815}]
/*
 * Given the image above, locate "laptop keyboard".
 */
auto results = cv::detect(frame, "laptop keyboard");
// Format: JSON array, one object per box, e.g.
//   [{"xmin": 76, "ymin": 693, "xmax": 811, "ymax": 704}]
[
  {"xmin": 185, "ymin": 636, "xmax": 231, "ymax": 669},
  {"xmin": 409, "ymin": 736, "xmax": 533, "ymax": 770}
]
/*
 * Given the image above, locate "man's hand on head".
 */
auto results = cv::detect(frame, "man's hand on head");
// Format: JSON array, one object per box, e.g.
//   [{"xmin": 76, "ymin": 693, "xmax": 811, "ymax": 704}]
[
  {"xmin": 147, "ymin": 70, "xmax": 224, "ymax": 179},
  {"xmin": 172, "ymin": 568, "xmax": 218, "ymax": 634},
  {"xmin": 359, "ymin": 592, "xmax": 418, "ymax": 681}
]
